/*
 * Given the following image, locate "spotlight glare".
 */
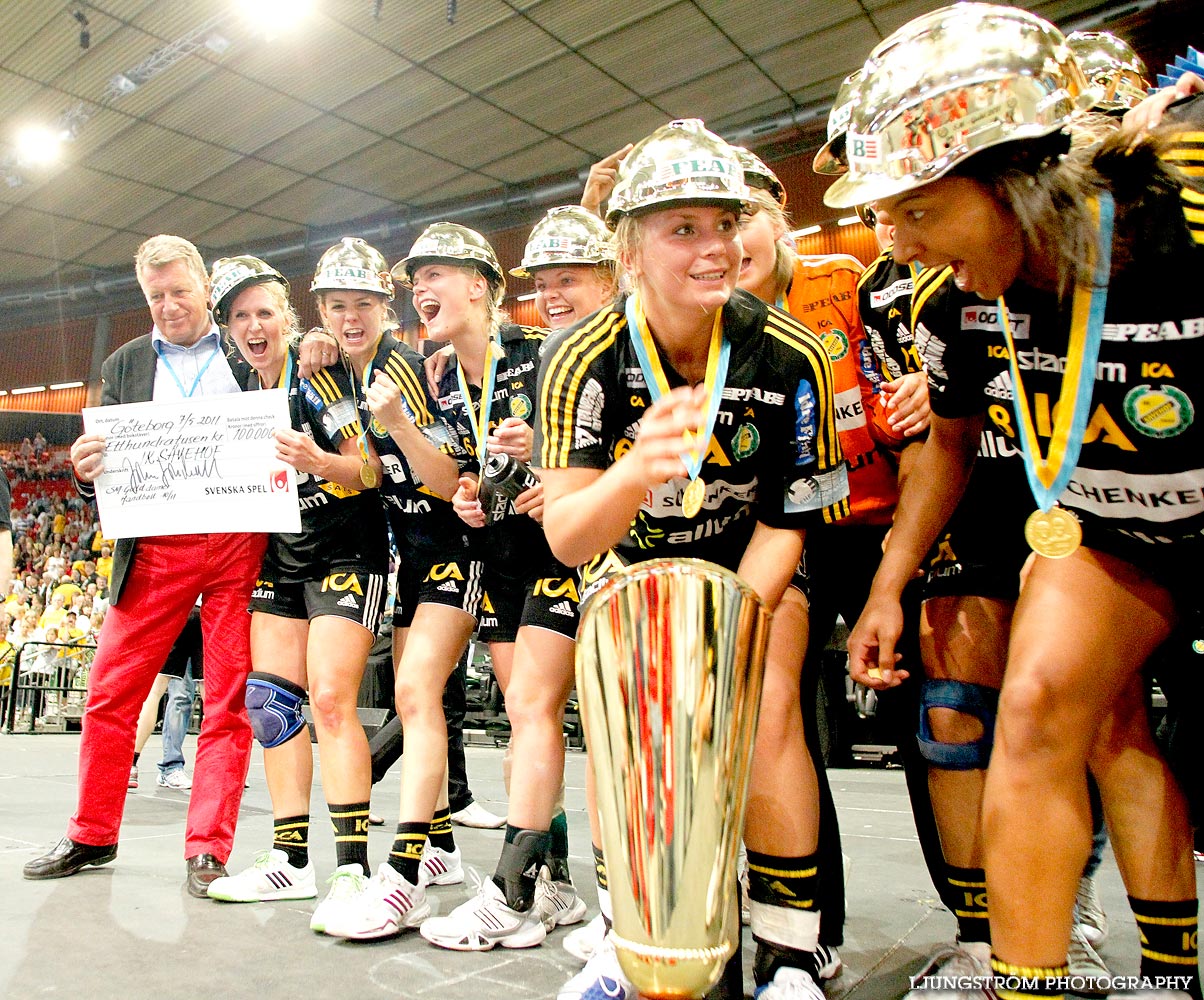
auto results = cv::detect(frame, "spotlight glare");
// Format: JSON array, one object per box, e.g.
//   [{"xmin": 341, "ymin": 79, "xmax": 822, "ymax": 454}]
[
  {"xmin": 837, "ymin": 216, "xmax": 861, "ymax": 226},
  {"xmin": 15, "ymin": 125, "xmax": 62, "ymax": 166},
  {"xmin": 239, "ymin": 0, "xmax": 313, "ymax": 38}
]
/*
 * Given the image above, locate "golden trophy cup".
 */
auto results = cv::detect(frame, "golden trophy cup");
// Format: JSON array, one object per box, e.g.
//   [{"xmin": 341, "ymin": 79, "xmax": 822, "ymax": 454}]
[{"xmin": 576, "ymin": 558, "xmax": 771, "ymax": 998}]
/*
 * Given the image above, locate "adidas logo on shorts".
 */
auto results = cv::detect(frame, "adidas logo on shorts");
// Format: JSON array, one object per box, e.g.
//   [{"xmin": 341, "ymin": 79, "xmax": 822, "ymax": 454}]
[
  {"xmin": 437, "ymin": 581, "xmax": 458, "ymax": 593},
  {"xmin": 336, "ymin": 593, "xmax": 360, "ymax": 609},
  {"xmin": 549, "ymin": 600, "xmax": 574, "ymax": 617},
  {"xmin": 984, "ymin": 370, "xmax": 1013, "ymax": 400}
]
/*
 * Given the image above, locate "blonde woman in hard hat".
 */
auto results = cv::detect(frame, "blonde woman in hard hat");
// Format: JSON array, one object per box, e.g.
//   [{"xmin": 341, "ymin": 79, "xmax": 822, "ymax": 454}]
[
  {"xmin": 305, "ymin": 237, "xmax": 488, "ymax": 943},
  {"xmin": 538, "ymin": 119, "xmax": 849, "ymax": 1000},
  {"xmin": 198, "ymin": 254, "xmax": 389, "ymax": 939},
  {"xmin": 393, "ymin": 223, "xmax": 588, "ymax": 952}
]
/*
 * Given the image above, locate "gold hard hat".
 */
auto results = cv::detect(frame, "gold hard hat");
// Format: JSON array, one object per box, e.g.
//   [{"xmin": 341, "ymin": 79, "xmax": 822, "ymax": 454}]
[
  {"xmin": 824, "ymin": 3, "xmax": 1095, "ymax": 209},
  {"xmin": 812, "ymin": 70, "xmax": 863, "ymax": 176},
  {"xmin": 209, "ymin": 255, "xmax": 288, "ymax": 325},
  {"xmin": 1066, "ymin": 30, "xmax": 1151, "ymax": 112},
  {"xmin": 605, "ymin": 118, "xmax": 749, "ymax": 224},
  {"xmin": 510, "ymin": 206, "xmax": 615, "ymax": 278},
  {"xmin": 310, "ymin": 237, "xmax": 394, "ymax": 300}
]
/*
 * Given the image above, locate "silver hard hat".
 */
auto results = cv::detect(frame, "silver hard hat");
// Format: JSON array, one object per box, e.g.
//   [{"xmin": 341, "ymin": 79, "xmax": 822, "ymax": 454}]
[
  {"xmin": 209, "ymin": 255, "xmax": 288, "ymax": 326},
  {"xmin": 732, "ymin": 146, "xmax": 787, "ymax": 206},
  {"xmin": 510, "ymin": 206, "xmax": 615, "ymax": 278},
  {"xmin": 310, "ymin": 237, "xmax": 394, "ymax": 300},
  {"xmin": 812, "ymin": 70, "xmax": 863, "ymax": 176},
  {"xmin": 606, "ymin": 118, "xmax": 749, "ymax": 224},
  {"xmin": 393, "ymin": 222, "xmax": 505, "ymax": 303},
  {"xmin": 824, "ymin": 3, "xmax": 1095, "ymax": 209},
  {"xmin": 1067, "ymin": 30, "xmax": 1151, "ymax": 112}
]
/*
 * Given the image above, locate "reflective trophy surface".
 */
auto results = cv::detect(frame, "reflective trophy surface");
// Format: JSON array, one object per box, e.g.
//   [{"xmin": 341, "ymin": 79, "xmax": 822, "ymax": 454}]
[{"xmin": 576, "ymin": 558, "xmax": 771, "ymax": 998}]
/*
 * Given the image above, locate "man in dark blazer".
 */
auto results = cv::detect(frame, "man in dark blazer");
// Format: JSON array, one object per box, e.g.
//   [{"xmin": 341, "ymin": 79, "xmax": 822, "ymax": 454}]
[{"xmin": 23, "ymin": 235, "xmax": 280, "ymax": 897}]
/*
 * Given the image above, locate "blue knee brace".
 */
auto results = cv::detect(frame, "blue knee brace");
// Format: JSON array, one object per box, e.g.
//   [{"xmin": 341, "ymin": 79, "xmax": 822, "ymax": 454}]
[
  {"xmin": 916, "ymin": 678, "xmax": 999, "ymax": 770},
  {"xmin": 245, "ymin": 671, "xmax": 307, "ymax": 749}
]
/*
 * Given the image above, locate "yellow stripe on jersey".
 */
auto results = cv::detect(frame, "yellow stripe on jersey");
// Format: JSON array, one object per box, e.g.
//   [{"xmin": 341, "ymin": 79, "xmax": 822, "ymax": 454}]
[
  {"xmin": 855, "ymin": 249, "xmax": 892, "ymax": 293},
  {"xmin": 1180, "ymin": 186, "xmax": 1204, "ymax": 245},
  {"xmin": 518, "ymin": 325, "xmax": 548, "ymax": 342},
  {"xmin": 308, "ymin": 367, "xmax": 341, "ymax": 406},
  {"xmin": 308, "ymin": 367, "xmax": 361, "ymax": 439},
  {"xmin": 763, "ymin": 310, "xmax": 847, "ymax": 520},
  {"xmin": 911, "ymin": 260, "xmax": 947, "ymax": 299},
  {"xmin": 382, "ymin": 353, "xmax": 437, "ymax": 429},
  {"xmin": 1162, "ymin": 132, "xmax": 1204, "ymax": 193},
  {"xmin": 911, "ymin": 265, "xmax": 955, "ymax": 332},
  {"xmin": 539, "ymin": 312, "xmax": 621, "ymax": 468}
]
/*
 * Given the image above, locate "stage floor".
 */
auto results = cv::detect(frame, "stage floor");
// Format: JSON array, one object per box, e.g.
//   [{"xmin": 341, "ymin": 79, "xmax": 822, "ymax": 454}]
[{"xmin": 0, "ymin": 734, "xmax": 1165, "ymax": 999}]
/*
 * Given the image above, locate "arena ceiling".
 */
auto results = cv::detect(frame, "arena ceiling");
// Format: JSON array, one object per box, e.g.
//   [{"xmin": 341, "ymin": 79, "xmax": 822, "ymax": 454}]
[{"xmin": 0, "ymin": 0, "xmax": 1192, "ymax": 327}]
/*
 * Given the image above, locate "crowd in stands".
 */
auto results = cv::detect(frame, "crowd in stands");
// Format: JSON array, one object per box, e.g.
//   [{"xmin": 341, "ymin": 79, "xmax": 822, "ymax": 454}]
[
  {"xmin": 0, "ymin": 434, "xmax": 73, "ymax": 483},
  {"xmin": 1, "ymin": 439, "xmax": 109, "ymax": 699}
]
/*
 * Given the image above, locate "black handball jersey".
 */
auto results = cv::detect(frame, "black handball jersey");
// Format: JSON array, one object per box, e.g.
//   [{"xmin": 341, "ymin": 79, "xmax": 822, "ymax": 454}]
[
  {"xmin": 265, "ymin": 350, "xmax": 387, "ymax": 581},
  {"xmin": 536, "ymin": 288, "xmax": 849, "ymax": 575},
  {"xmin": 915, "ymin": 144, "xmax": 1204, "ymax": 549},
  {"xmin": 353, "ymin": 331, "xmax": 469, "ymax": 552},
  {"xmin": 857, "ymin": 250, "xmax": 924, "ymax": 385},
  {"xmin": 434, "ymin": 322, "xmax": 559, "ymax": 567}
]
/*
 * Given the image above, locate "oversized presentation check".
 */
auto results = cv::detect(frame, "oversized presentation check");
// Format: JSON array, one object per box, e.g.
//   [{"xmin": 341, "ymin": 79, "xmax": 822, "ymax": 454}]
[{"xmin": 83, "ymin": 389, "xmax": 302, "ymax": 539}]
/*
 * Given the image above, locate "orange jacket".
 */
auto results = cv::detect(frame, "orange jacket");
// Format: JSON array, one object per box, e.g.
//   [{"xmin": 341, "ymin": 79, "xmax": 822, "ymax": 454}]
[{"xmin": 784, "ymin": 255, "xmax": 902, "ymax": 525}]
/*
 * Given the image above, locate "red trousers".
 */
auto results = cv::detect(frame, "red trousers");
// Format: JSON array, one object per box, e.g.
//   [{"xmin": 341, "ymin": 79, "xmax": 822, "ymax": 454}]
[{"xmin": 69, "ymin": 531, "xmax": 267, "ymax": 862}]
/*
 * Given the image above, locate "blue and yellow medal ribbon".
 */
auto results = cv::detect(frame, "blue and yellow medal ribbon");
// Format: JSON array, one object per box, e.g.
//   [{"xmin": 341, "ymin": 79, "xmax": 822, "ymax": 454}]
[
  {"xmin": 623, "ymin": 292, "xmax": 730, "ymax": 511},
  {"xmin": 350, "ymin": 336, "xmax": 384, "ymax": 488},
  {"xmin": 455, "ymin": 336, "xmax": 500, "ymax": 463},
  {"xmin": 998, "ymin": 192, "xmax": 1114, "ymax": 514}
]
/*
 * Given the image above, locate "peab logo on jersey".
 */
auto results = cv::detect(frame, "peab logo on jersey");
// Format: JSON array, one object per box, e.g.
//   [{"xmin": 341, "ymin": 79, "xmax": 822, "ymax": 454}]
[{"xmin": 961, "ymin": 306, "xmax": 1030, "ymax": 339}]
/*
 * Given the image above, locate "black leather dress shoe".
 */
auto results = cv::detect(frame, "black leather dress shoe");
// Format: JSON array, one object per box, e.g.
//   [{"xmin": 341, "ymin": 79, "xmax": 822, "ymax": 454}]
[
  {"xmin": 24, "ymin": 836, "xmax": 117, "ymax": 880},
  {"xmin": 185, "ymin": 853, "xmax": 227, "ymax": 898}
]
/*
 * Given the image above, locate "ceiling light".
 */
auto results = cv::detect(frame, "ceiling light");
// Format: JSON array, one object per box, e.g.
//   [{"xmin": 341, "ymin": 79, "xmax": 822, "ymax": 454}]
[
  {"xmin": 108, "ymin": 72, "xmax": 139, "ymax": 96},
  {"xmin": 790, "ymin": 225, "xmax": 821, "ymax": 238},
  {"xmin": 516, "ymin": 292, "xmax": 536, "ymax": 301},
  {"xmin": 204, "ymin": 31, "xmax": 232, "ymax": 55},
  {"xmin": 50, "ymin": 381, "xmax": 85, "ymax": 390},
  {"xmin": 14, "ymin": 125, "xmax": 62, "ymax": 166},
  {"xmin": 837, "ymin": 216, "xmax": 861, "ymax": 226},
  {"xmin": 12, "ymin": 385, "xmax": 47, "ymax": 395},
  {"xmin": 240, "ymin": 0, "xmax": 313, "ymax": 38}
]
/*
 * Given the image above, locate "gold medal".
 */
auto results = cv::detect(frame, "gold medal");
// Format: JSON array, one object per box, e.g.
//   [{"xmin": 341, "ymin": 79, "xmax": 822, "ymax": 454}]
[
  {"xmin": 359, "ymin": 463, "xmax": 379, "ymax": 489},
  {"xmin": 1024, "ymin": 507, "xmax": 1081, "ymax": 559},
  {"xmin": 682, "ymin": 477, "xmax": 705, "ymax": 518}
]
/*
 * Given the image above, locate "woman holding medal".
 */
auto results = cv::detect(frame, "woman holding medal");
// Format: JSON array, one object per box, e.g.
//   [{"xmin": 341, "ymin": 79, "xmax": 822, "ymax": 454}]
[
  {"xmin": 291, "ymin": 237, "xmax": 487, "ymax": 941},
  {"xmin": 538, "ymin": 119, "xmax": 849, "ymax": 1000},
  {"xmin": 200, "ymin": 254, "xmax": 390, "ymax": 938},
  {"xmin": 835, "ymin": 6, "xmax": 1202, "ymax": 997},
  {"xmin": 391, "ymin": 223, "xmax": 588, "ymax": 952}
]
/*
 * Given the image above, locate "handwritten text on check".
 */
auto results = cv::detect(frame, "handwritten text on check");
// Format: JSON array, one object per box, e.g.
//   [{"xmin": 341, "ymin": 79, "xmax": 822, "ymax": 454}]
[{"xmin": 83, "ymin": 389, "xmax": 302, "ymax": 538}]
